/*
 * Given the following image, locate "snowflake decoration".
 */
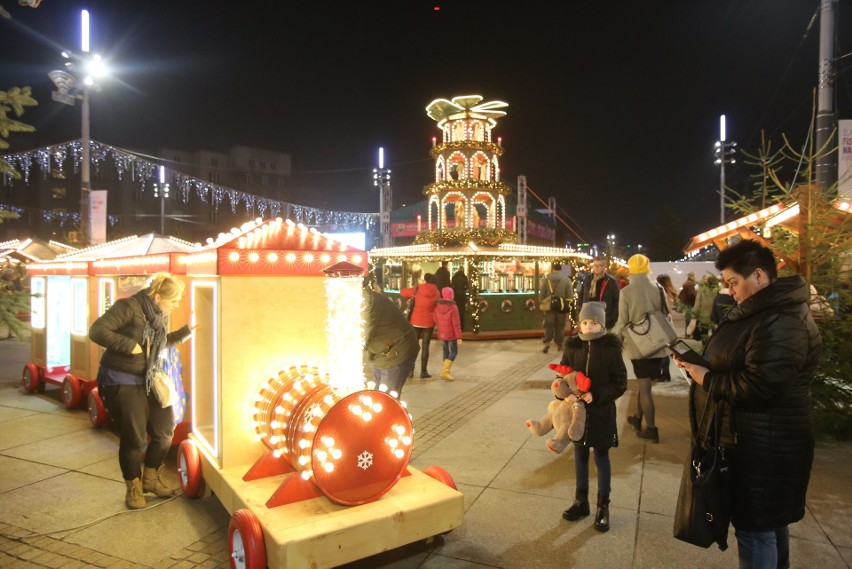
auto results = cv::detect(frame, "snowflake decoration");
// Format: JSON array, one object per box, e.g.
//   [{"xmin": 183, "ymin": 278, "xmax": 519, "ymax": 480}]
[{"xmin": 357, "ymin": 450, "xmax": 373, "ymax": 471}]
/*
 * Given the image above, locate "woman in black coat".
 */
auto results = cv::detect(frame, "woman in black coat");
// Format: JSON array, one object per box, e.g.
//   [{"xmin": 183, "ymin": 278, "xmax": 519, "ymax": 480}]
[
  {"xmin": 677, "ymin": 240, "xmax": 821, "ymax": 569},
  {"xmin": 559, "ymin": 301, "xmax": 627, "ymax": 532},
  {"xmin": 89, "ymin": 273, "xmax": 193, "ymax": 510}
]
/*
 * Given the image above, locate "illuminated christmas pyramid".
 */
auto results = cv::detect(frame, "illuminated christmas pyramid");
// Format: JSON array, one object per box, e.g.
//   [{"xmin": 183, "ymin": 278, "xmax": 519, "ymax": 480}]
[{"xmin": 419, "ymin": 95, "xmax": 517, "ymax": 247}]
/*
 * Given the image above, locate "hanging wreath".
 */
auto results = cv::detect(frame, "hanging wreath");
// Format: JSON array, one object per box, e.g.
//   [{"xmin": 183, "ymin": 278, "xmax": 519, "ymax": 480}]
[
  {"xmin": 501, "ymin": 299, "xmax": 513, "ymax": 313},
  {"xmin": 525, "ymin": 298, "xmax": 537, "ymax": 311},
  {"xmin": 478, "ymin": 299, "xmax": 489, "ymax": 313}
]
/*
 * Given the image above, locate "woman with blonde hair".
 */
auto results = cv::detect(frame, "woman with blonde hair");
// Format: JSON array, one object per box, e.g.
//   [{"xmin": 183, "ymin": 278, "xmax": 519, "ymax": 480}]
[{"xmin": 89, "ymin": 273, "xmax": 194, "ymax": 509}]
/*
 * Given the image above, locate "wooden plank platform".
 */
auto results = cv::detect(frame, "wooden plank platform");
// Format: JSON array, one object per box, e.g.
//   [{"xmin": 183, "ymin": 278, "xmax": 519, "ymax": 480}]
[{"xmin": 196, "ymin": 444, "xmax": 464, "ymax": 568}]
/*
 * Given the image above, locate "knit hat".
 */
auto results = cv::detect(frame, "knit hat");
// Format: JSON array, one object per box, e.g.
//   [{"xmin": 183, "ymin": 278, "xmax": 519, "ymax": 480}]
[
  {"xmin": 627, "ymin": 254, "xmax": 650, "ymax": 274},
  {"xmin": 578, "ymin": 301, "xmax": 606, "ymax": 326},
  {"xmin": 441, "ymin": 286, "xmax": 454, "ymax": 300}
]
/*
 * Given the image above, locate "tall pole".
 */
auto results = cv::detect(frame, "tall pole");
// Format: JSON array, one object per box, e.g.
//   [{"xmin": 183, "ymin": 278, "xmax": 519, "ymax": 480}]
[
  {"xmin": 80, "ymin": 9, "xmax": 91, "ymax": 244},
  {"xmin": 373, "ymin": 147, "xmax": 392, "ymax": 247},
  {"xmin": 715, "ymin": 114, "xmax": 736, "ymax": 225},
  {"xmin": 815, "ymin": 0, "xmax": 837, "ymax": 191},
  {"xmin": 81, "ymin": 87, "xmax": 91, "ymax": 243},
  {"xmin": 516, "ymin": 175, "xmax": 527, "ymax": 245}
]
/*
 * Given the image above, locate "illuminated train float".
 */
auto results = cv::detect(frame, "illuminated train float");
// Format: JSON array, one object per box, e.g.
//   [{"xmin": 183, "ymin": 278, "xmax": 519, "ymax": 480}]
[{"xmin": 174, "ymin": 218, "xmax": 463, "ymax": 568}]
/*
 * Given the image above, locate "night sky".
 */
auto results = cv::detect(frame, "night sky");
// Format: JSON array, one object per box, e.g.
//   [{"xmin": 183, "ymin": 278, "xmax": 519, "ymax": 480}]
[{"xmin": 2, "ymin": 1, "xmax": 851, "ymax": 249}]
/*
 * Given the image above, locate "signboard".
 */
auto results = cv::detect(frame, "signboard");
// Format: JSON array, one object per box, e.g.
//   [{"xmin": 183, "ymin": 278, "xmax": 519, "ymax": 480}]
[
  {"xmin": 89, "ymin": 190, "xmax": 107, "ymax": 244},
  {"xmin": 839, "ymin": 120, "xmax": 852, "ymax": 201}
]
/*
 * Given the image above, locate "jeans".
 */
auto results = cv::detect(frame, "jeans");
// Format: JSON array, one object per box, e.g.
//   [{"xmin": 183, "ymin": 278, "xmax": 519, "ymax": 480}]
[
  {"xmin": 372, "ymin": 355, "xmax": 417, "ymax": 397},
  {"xmin": 442, "ymin": 340, "xmax": 458, "ymax": 361},
  {"xmin": 735, "ymin": 526, "xmax": 790, "ymax": 569},
  {"xmin": 573, "ymin": 444, "xmax": 611, "ymax": 497}
]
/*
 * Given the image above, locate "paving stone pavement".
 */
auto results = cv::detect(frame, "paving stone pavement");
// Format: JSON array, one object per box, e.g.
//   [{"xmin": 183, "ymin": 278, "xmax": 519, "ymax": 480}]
[{"xmin": 1, "ymin": 335, "xmax": 850, "ymax": 569}]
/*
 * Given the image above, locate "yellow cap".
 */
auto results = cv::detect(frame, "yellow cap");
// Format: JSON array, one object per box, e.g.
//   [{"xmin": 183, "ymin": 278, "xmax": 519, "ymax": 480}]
[{"xmin": 628, "ymin": 254, "xmax": 650, "ymax": 274}]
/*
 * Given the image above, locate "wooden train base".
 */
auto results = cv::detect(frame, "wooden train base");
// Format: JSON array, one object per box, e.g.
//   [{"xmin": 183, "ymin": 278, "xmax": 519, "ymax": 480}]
[{"xmin": 178, "ymin": 436, "xmax": 464, "ymax": 569}]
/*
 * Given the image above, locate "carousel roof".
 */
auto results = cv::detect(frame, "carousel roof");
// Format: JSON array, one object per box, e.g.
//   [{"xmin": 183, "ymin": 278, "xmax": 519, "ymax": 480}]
[{"xmin": 370, "ymin": 242, "xmax": 591, "ymax": 261}]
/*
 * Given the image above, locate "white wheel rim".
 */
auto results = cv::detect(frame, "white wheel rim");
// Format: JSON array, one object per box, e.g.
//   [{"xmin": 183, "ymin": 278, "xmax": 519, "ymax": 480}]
[
  {"xmin": 24, "ymin": 369, "xmax": 32, "ymax": 388},
  {"xmin": 231, "ymin": 528, "xmax": 246, "ymax": 569},
  {"xmin": 62, "ymin": 381, "xmax": 72, "ymax": 403},
  {"xmin": 88, "ymin": 399, "xmax": 97, "ymax": 422},
  {"xmin": 178, "ymin": 453, "xmax": 188, "ymax": 486}
]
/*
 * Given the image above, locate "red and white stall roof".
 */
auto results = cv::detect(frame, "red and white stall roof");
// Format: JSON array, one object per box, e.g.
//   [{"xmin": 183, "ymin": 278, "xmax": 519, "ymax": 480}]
[{"xmin": 182, "ymin": 218, "xmax": 368, "ymax": 276}]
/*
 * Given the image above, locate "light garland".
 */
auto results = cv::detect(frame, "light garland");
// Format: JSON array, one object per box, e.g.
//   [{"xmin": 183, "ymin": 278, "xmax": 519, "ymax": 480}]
[{"xmin": 1, "ymin": 140, "xmax": 378, "ymax": 230}]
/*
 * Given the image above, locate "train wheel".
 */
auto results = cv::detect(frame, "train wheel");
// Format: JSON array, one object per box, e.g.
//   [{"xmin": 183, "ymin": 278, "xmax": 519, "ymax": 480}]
[
  {"xmin": 423, "ymin": 465, "xmax": 458, "ymax": 536},
  {"xmin": 22, "ymin": 363, "xmax": 40, "ymax": 393},
  {"xmin": 423, "ymin": 465, "xmax": 458, "ymax": 490},
  {"xmin": 177, "ymin": 439, "xmax": 203, "ymax": 498},
  {"xmin": 88, "ymin": 388, "xmax": 108, "ymax": 427},
  {"xmin": 62, "ymin": 375, "xmax": 82, "ymax": 409},
  {"xmin": 228, "ymin": 509, "xmax": 266, "ymax": 569}
]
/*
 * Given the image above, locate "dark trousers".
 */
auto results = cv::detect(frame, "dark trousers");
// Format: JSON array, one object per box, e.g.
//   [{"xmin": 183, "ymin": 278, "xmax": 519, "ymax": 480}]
[
  {"xmin": 455, "ymin": 299, "xmax": 466, "ymax": 330},
  {"xmin": 414, "ymin": 326, "xmax": 434, "ymax": 373},
  {"xmin": 99, "ymin": 381, "xmax": 175, "ymax": 481}
]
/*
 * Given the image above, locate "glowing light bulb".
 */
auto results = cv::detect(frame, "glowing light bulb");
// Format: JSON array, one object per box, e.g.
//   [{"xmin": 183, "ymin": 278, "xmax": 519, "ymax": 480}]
[
  {"xmin": 332, "ymin": 449, "xmax": 342, "ymax": 460},
  {"xmin": 285, "ymin": 253, "xmax": 296, "ymax": 263},
  {"xmin": 316, "ymin": 450, "xmax": 328, "ymax": 462},
  {"xmin": 362, "ymin": 412, "xmax": 372, "ymax": 422},
  {"xmin": 395, "ymin": 425, "xmax": 405, "ymax": 435},
  {"xmin": 323, "ymin": 462, "xmax": 334, "ymax": 473},
  {"xmin": 388, "ymin": 438, "xmax": 399, "ymax": 448},
  {"xmin": 301, "ymin": 470, "xmax": 311, "ymax": 480},
  {"xmin": 324, "ymin": 437, "xmax": 335, "ymax": 448},
  {"xmin": 248, "ymin": 252, "xmax": 259, "ymax": 262},
  {"xmin": 372, "ymin": 403, "xmax": 383, "ymax": 413},
  {"xmin": 394, "ymin": 449, "xmax": 404, "ymax": 459},
  {"xmin": 268, "ymin": 252, "xmax": 279, "ymax": 262},
  {"xmin": 402, "ymin": 436, "xmax": 412, "ymax": 445},
  {"xmin": 298, "ymin": 455, "xmax": 309, "ymax": 465}
]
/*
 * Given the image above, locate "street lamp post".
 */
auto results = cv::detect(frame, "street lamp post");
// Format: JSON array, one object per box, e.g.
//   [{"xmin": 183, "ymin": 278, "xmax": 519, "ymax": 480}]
[
  {"xmin": 154, "ymin": 166, "xmax": 170, "ymax": 234},
  {"xmin": 373, "ymin": 147, "xmax": 392, "ymax": 247},
  {"xmin": 714, "ymin": 114, "xmax": 737, "ymax": 225},
  {"xmin": 48, "ymin": 10, "xmax": 107, "ymax": 244}
]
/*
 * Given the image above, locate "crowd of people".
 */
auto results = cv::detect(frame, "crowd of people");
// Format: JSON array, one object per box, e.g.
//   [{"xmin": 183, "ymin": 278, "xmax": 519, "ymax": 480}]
[{"xmin": 81, "ymin": 245, "xmax": 823, "ymax": 568}]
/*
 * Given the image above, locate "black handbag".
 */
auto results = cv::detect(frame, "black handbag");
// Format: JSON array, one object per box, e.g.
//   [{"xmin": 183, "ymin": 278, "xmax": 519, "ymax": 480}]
[
  {"xmin": 673, "ymin": 383, "xmax": 731, "ymax": 551},
  {"xmin": 404, "ymin": 287, "xmax": 417, "ymax": 321}
]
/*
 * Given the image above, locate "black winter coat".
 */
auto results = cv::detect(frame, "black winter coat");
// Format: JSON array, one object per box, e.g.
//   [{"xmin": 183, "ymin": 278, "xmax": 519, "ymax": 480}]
[
  {"xmin": 691, "ymin": 275, "xmax": 821, "ymax": 531},
  {"xmin": 577, "ymin": 273, "xmax": 620, "ymax": 329},
  {"xmin": 89, "ymin": 296, "xmax": 191, "ymax": 377},
  {"xmin": 560, "ymin": 334, "xmax": 627, "ymax": 449}
]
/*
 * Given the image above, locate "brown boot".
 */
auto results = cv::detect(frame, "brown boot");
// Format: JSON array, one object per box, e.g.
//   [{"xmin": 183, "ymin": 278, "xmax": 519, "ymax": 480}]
[
  {"xmin": 142, "ymin": 465, "xmax": 178, "ymax": 497},
  {"xmin": 125, "ymin": 478, "xmax": 146, "ymax": 509}
]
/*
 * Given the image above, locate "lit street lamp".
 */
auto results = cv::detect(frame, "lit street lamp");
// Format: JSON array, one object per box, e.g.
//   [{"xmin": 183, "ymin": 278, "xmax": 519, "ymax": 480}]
[
  {"xmin": 714, "ymin": 114, "xmax": 737, "ymax": 225},
  {"xmin": 47, "ymin": 10, "xmax": 108, "ymax": 244}
]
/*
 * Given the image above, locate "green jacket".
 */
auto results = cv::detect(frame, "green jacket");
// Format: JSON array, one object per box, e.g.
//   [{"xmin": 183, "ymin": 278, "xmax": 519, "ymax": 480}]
[{"xmin": 363, "ymin": 289, "xmax": 419, "ymax": 368}]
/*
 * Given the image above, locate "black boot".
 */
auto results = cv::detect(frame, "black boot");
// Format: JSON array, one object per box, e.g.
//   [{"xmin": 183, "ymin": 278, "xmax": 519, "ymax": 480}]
[
  {"xmin": 562, "ymin": 489, "xmax": 590, "ymax": 521},
  {"xmin": 594, "ymin": 495, "xmax": 610, "ymax": 532}
]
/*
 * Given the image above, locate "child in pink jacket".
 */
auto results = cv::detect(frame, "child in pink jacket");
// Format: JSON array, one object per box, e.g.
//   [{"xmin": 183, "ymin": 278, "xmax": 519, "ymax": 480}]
[{"xmin": 434, "ymin": 287, "xmax": 462, "ymax": 380}]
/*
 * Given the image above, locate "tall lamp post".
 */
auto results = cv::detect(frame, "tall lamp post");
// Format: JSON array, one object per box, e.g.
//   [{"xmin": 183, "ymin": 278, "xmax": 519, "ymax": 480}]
[
  {"xmin": 373, "ymin": 147, "xmax": 392, "ymax": 247},
  {"xmin": 48, "ymin": 10, "xmax": 107, "ymax": 244},
  {"xmin": 714, "ymin": 114, "xmax": 737, "ymax": 225}
]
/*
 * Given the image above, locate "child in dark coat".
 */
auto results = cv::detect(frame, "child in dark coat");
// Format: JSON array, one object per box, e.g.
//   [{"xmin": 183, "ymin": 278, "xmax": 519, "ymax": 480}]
[{"xmin": 558, "ymin": 301, "xmax": 627, "ymax": 532}]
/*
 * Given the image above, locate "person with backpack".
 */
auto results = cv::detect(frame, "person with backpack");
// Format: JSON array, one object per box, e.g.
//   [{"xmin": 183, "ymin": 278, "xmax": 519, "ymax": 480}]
[{"xmin": 540, "ymin": 262, "xmax": 572, "ymax": 354}]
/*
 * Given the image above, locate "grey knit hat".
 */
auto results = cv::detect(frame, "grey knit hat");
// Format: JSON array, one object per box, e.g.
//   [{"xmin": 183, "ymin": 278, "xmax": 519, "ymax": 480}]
[{"xmin": 578, "ymin": 301, "xmax": 606, "ymax": 326}]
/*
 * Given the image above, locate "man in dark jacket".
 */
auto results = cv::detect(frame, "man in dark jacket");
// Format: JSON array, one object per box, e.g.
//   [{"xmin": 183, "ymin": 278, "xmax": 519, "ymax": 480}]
[
  {"xmin": 577, "ymin": 257, "xmax": 620, "ymax": 330},
  {"xmin": 363, "ymin": 287, "xmax": 419, "ymax": 397},
  {"xmin": 435, "ymin": 261, "xmax": 452, "ymax": 291},
  {"xmin": 676, "ymin": 239, "xmax": 821, "ymax": 567},
  {"xmin": 451, "ymin": 265, "xmax": 469, "ymax": 330},
  {"xmin": 540, "ymin": 263, "xmax": 572, "ymax": 353}
]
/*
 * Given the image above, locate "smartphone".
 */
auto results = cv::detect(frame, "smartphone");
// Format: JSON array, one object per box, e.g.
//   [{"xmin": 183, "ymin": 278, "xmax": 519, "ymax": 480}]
[{"xmin": 667, "ymin": 339, "xmax": 709, "ymax": 367}]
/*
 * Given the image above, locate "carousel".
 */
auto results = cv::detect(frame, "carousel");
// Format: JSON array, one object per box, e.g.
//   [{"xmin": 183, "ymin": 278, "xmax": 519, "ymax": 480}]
[{"xmin": 370, "ymin": 95, "xmax": 589, "ymax": 335}]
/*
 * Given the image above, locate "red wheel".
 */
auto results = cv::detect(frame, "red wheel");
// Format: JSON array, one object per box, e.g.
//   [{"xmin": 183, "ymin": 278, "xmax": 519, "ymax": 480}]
[
  {"xmin": 228, "ymin": 509, "xmax": 266, "ymax": 569},
  {"xmin": 62, "ymin": 375, "xmax": 82, "ymax": 409},
  {"xmin": 88, "ymin": 388, "xmax": 108, "ymax": 427},
  {"xmin": 423, "ymin": 465, "xmax": 458, "ymax": 490},
  {"xmin": 22, "ymin": 363, "xmax": 40, "ymax": 393},
  {"xmin": 177, "ymin": 439, "xmax": 203, "ymax": 498}
]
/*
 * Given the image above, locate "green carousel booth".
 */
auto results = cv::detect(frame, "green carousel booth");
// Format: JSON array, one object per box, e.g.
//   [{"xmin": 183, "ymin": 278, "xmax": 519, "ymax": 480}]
[{"xmin": 369, "ymin": 242, "xmax": 589, "ymax": 337}]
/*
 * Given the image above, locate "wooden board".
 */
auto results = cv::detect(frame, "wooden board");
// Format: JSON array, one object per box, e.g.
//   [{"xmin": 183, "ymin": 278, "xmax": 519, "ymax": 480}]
[{"xmin": 195, "ymin": 441, "xmax": 464, "ymax": 568}]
